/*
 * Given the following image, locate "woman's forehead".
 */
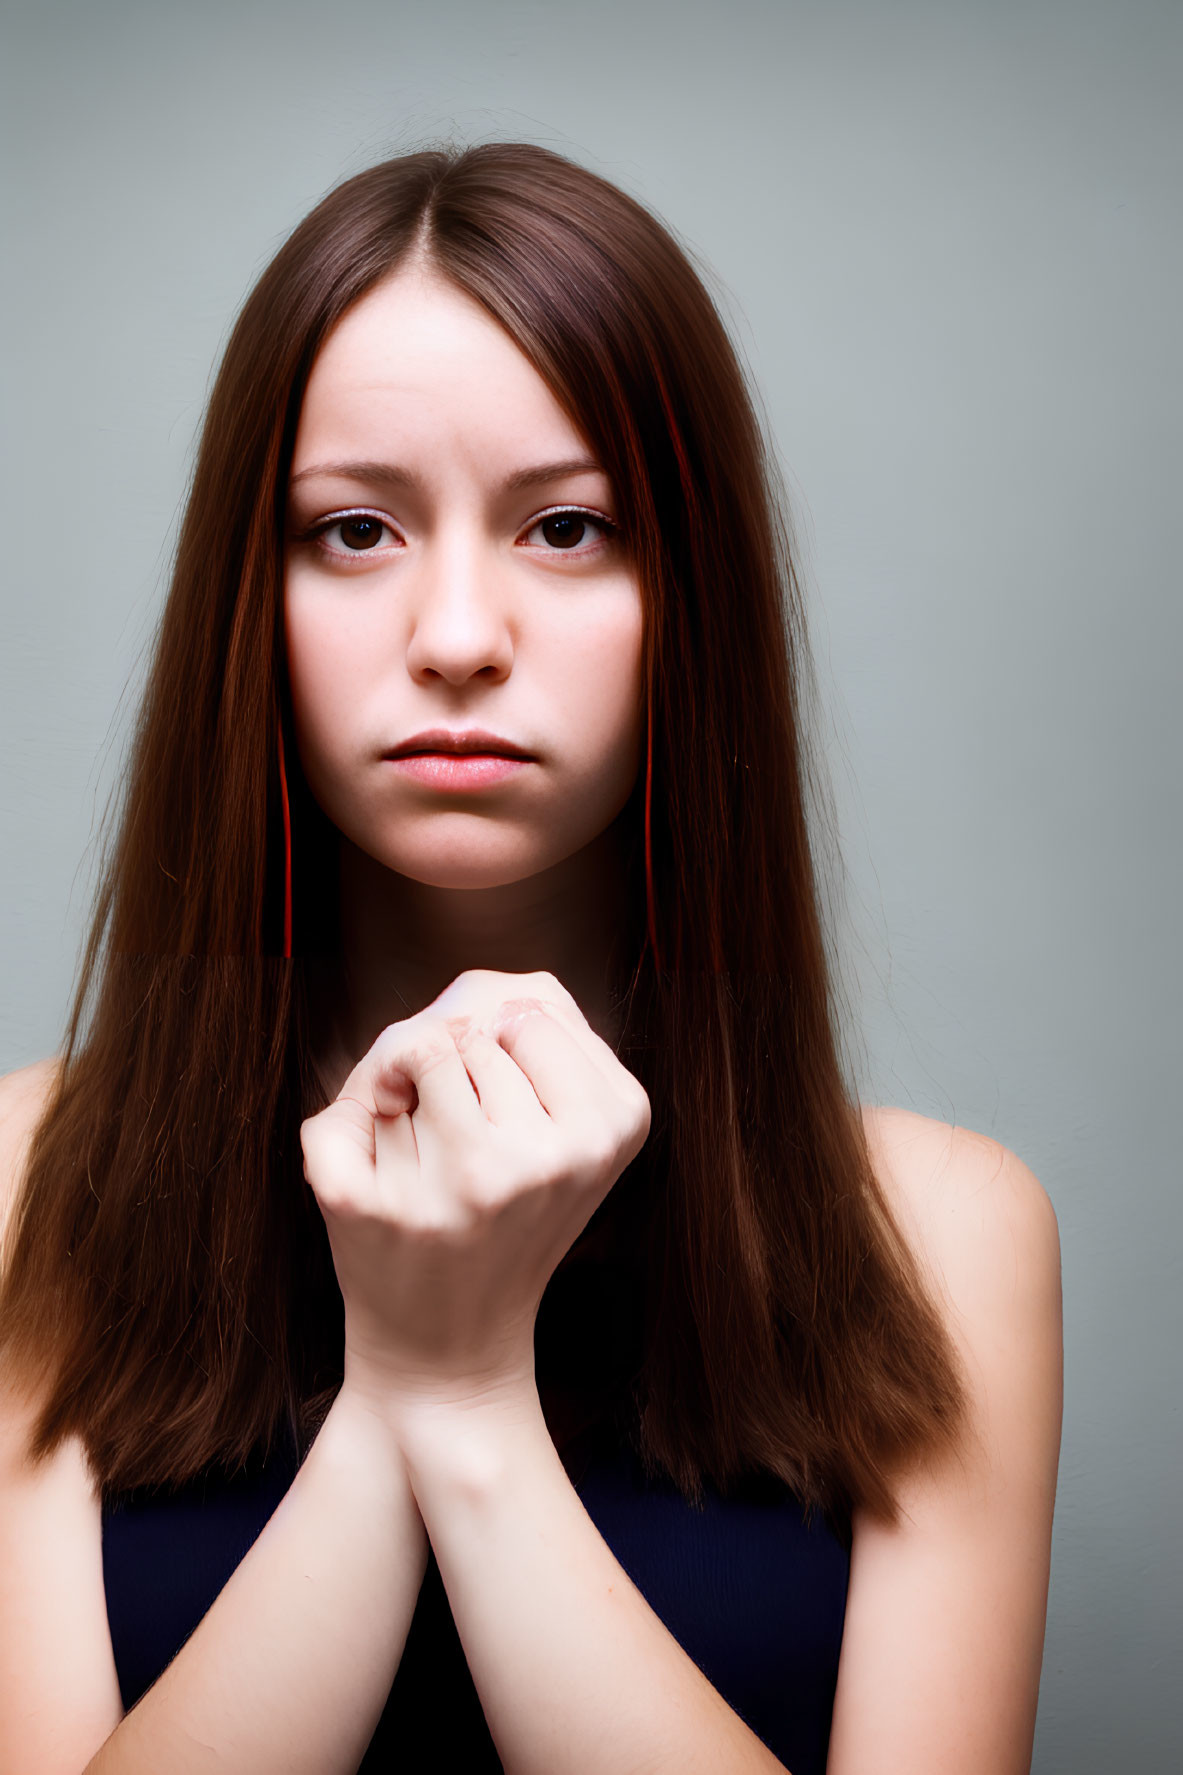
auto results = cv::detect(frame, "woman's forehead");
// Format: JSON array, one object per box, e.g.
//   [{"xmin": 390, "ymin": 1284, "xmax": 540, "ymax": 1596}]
[{"xmin": 293, "ymin": 268, "xmax": 598, "ymax": 481}]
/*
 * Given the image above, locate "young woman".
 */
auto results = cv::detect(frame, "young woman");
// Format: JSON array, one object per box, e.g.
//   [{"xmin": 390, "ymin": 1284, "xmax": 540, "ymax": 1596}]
[{"xmin": 0, "ymin": 143, "xmax": 1062, "ymax": 1775}]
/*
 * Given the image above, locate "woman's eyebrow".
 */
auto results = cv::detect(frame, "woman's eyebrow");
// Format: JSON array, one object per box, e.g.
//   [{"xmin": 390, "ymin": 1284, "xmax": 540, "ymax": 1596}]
[
  {"xmin": 288, "ymin": 457, "xmax": 605, "ymax": 492},
  {"xmin": 503, "ymin": 458, "xmax": 605, "ymax": 490},
  {"xmin": 288, "ymin": 459, "xmax": 413, "ymax": 493}
]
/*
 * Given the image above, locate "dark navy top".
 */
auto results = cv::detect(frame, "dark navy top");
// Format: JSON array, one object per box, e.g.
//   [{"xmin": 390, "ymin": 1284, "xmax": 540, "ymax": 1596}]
[{"xmin": 102, "ymin": 1423, "xmax": 849, "ymax": 1773}]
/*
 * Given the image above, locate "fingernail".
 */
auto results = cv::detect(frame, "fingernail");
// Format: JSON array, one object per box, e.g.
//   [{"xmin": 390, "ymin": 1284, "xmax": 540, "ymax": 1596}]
[{"xmin": 493, "ymin": 996, "xmax": 543, "ymax": 1038}]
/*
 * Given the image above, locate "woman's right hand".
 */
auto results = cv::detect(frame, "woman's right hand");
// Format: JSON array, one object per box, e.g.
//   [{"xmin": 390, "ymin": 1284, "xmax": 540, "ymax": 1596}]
[{"xmin": 298, "ymin": 970, "xmax": 650, "ymax": 1421}]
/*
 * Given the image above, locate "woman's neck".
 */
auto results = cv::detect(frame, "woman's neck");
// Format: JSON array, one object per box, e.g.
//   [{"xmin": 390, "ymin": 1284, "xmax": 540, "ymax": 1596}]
[{"xmin": 313, "ymin": 821, "xmax": 632, "ymax": 1095}]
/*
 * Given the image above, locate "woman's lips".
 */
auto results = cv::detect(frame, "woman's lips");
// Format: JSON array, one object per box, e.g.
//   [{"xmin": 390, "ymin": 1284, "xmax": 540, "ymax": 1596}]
[{"xmin": 384, "ymin": 752, "xmax": 533, "ymax": 789}]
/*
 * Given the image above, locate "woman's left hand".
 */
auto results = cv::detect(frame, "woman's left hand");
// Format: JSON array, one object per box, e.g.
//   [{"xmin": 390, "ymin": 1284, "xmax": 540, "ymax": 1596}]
[{"xmin": 300, "ymin": 970, "xmax": 650, "ymax": 1420}]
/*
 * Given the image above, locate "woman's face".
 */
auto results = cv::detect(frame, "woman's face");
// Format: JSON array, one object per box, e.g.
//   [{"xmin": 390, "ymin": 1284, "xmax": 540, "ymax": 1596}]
[{"xmin": 284, "ymin": 263, "xmax": 644, "ymax": 891}]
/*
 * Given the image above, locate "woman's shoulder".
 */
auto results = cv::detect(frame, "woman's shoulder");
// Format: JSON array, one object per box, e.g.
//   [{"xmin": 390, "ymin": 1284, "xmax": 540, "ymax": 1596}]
[
  {"xmin": 858, "ymin": 1102, "xmax": 1062, "ymax": 1398},
  {"xmin": 0, "ymin": 1055, "xmax": 62, "ymax": 1119},
  {"xmin": 0, "ymin": 1057, "xmax": 63, "ymax": 1264},
  {"xmin": 0, "ymin": 1061, "xmax": 70, "ymax": 1476},
  {"xmin": 859, "ymin": 1102, "xmax": 1060, "ymax": 1284},
  {"xmin": 826, "ymin": 1122, "xmax": 1062, "ymax": 1767}
]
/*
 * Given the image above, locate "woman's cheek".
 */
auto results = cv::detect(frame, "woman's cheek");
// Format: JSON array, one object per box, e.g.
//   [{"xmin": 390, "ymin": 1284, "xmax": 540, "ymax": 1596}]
[{"xmin": 284, "ymin": 605, "xmax": 368, "ymax": 810}]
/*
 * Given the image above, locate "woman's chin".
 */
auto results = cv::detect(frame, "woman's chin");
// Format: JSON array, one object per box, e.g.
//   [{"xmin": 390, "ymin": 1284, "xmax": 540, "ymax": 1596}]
[
  {"xmin": 373, "ymin": 843, "xmax": 574, "ymax": 894},
  {"xmin": 341, "ymin": 816, "xmax": 625, "ymax": 895}
]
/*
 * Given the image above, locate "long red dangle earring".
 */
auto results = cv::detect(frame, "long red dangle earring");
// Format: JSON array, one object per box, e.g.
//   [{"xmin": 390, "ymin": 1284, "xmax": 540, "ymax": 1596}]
[
  {"xmin": 643, "ymin": 676, "xmax": 662, "ymax": 972},
  {"xmin": 276, "ymin": 723, "xmax": 293, "ymax": 960}
]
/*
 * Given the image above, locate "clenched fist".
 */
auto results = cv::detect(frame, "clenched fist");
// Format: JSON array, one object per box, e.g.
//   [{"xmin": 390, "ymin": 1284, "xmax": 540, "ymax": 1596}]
[{"xmin": 299, "ymin": 971, "xmax": 651, "ymax": 1417}]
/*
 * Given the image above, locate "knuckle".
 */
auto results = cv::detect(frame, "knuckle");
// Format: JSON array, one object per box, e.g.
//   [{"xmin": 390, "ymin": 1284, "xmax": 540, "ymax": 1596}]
[
  {"xmin": 325, "ymin": 1188, "xmax": 368, "ymax": 1223},
  {"xmin": 370, "ymin": 1025, "xmax": 406, "ymax": 1073},
  {"xmin": 598, "ymin": 1128, "xmax": 626, "ymax": 1171},
  {"xmin": 417, "ymin": 1023, "xmax": 461, "ymax": 1069},
  {"xmin": 462, "ymin": 1154, "xmax": 521, "ymax": 1211},
  {"xmin": 524, "ymin": 1125, "xmax": 565, "ymax": 1176},
  {"xmin": 570, "ymin": 1117, "xmax": 619, "ymax": 1175},
  {"xmin": 408, "ymin": 1200, "xmax": 475, "ymax": 1241},
  {"xmin": 380, "ymin": 1017, "xmax": 456, "ymax": 1072},
  {"xmin": 437, "ymin": 969, "xmax": 494, "ymax": 1012},
  {"xmin": 448, "ymin": 1154, "xmax": 484, "ymax": 1198},
  {"xmin": 527, "ymin": 969, "xmax": 575, "ymax": 1007},
  {"xmin": 403, "ymin": 1204, "xmax": 447, "ymax": 1239},
  {"xmin": 467, "ymin": 1174, "xmax": 509, "ymax": 1213},
  {"xmin": 373, "ymin": 1014, "xmax": 415, "ymax": 1054}
]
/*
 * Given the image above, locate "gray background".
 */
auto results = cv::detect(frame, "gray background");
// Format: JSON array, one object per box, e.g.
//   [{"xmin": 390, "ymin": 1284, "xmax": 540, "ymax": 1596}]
[{"xmin": 2, "ymin": 1, "xmax": 1178, "ymax": 1768}]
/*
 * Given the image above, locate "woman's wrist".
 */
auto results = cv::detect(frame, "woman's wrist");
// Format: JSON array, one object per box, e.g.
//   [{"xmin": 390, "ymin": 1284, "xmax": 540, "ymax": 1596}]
[
  {"xmin": 340, "ymin": 1330, "xmax": 540, "ymax": 1422},
  {"xmin": 336, "ymin": 1361, "xmax": 546, "ymax": 1485},
  {"xmin": 322, "ymin": 1378, "xmax": 422, "ymax": 1491},
  {"xmin": 392, "ymin": 1381, "xmax": 551, "ymax": 1505}
]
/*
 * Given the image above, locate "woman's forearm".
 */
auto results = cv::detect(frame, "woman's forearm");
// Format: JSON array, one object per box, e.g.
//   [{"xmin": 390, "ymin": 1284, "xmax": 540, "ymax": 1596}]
[
  {"xmin": 397, "ymin": 1388, "xmax": 787, "ymax": 1775},
  {"xmin": 85, "ymin": 1389, "xmax": 428, "ymax": 1775}
]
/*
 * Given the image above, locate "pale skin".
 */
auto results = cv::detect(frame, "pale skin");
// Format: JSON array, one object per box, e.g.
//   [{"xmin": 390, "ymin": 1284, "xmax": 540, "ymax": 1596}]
[{"xmin": 0, "ymin": 262, "xmax": 1063, "ymax": 1774}]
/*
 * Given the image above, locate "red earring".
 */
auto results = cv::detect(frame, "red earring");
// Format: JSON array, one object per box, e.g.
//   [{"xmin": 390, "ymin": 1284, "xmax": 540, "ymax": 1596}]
[
  {"xmin": 644, "ymin": 678, "xmax": 662, "ymax": 972},
  {"xmin": 276, "ymin": 723, "xmax": 292, "ymax": 959}
]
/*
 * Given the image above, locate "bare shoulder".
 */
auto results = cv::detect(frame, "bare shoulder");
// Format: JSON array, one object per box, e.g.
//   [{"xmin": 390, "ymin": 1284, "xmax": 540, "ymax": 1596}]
[
  {"xmin": 855, "ymin": 1102, "xmax": 1064, "ymax": 1545},
  {"xmin": 0, "ymin": 1055, "xmax": 62, "ymax": 1138},
  {"xmin": 0, "ymin": 1055, "xmax": 61, "ymax": 1128},
  {"xmin": 824, "ymin": 1109, "xmax": 1063, "ymax": 1770},
  {"xmin": 0, "ymin": 1057, "xmax": 63, "ymax": 1257},
  {"xmin": 0, "ymin": 1060, "xmax": 123, "ymax": 1762},
  {"xmin": 0, "ymin": 1058, "xmax": 66, "ymax": 1447},
  {"xmin": 859, "ymin": 1102, "xmax": 1062, "ymax": 1339}
]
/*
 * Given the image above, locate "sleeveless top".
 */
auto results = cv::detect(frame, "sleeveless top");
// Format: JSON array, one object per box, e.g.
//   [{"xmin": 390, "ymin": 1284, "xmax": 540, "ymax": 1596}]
[{"xmin": 102, "ymin": 1415, "xmax": 850, "ymax": 1773}]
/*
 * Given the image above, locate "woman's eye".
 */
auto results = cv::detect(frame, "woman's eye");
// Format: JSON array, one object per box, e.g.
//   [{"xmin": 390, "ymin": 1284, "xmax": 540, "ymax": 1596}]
[
  {"xmin": 315, "ymin": 513, "xmax": 400, "ymax": 554},
  {"xmin": 518, "ymin": 511, "xmax": 607, "ymax": 550}
]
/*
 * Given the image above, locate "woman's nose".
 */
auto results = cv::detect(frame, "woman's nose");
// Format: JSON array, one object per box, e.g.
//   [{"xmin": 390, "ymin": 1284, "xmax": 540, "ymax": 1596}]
[{"xmin": 403, "ymin": 540, "xmax": 515, "ymax": 686}]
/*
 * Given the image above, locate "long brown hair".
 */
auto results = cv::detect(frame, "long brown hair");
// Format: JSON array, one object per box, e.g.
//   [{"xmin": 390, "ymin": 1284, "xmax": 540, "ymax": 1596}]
[{"xmin": 0, "ymin": 142, "xmax": 963, "ymax": 1526}]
